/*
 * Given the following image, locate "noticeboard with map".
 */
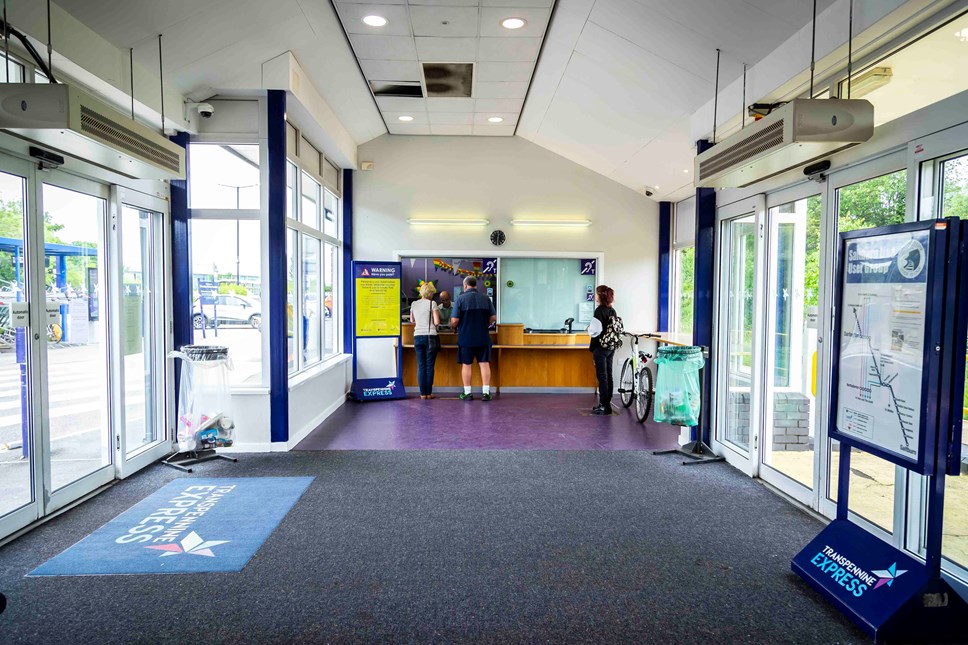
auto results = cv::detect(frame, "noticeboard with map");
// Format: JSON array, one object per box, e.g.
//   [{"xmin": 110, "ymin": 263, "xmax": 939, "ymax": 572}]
[{"xmin": 833, "ymin": 227, "xmax": 935, "ymax": 470}]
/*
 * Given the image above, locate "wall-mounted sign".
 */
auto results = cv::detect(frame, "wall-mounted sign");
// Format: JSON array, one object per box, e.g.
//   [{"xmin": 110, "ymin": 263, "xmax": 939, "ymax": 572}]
[
  {"xmin": 580, "ymin": 259, "xmax": 597, "ymax": 275},
  {"xmin": 482, "ymin": 258, "xmax": 497, "ymax": 274}
]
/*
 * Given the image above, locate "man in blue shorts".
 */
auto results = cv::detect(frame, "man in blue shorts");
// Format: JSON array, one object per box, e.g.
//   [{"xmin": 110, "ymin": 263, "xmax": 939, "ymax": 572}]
[{"xmin": 450, "ymin": 276, "xmax": 496, "ymax": 401}]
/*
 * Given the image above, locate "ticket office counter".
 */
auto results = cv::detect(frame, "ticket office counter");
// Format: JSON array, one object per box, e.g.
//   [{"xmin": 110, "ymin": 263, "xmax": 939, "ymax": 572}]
[{"xmin": 401, "ymin": 323, "xmax": 597, "ymax": 391}]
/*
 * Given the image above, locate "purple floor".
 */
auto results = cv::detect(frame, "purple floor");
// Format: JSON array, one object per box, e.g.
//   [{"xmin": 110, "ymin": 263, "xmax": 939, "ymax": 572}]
[{"xmin": 295, "ymin": 393, "xmax": 681, "ymax": 451}]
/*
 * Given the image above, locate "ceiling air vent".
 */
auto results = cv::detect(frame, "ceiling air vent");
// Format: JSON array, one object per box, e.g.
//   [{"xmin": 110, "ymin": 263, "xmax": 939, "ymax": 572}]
[
  {"xmin": 421, "ymin": 63, "xmax": 473, "ymax": 98},
  {"xmin": 369, "ymin": 81, "xmax": 424, "ymax": 98}
]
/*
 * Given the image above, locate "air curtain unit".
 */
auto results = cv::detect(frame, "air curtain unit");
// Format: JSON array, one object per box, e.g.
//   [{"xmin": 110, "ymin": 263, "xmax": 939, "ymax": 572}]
[
  {"xmin": 694, "ymin": 98, "xmax": 874, "ymax": 189},
  {"xmin": 0, "ymin": 83, "xmax": 185, "ymax": 180}
]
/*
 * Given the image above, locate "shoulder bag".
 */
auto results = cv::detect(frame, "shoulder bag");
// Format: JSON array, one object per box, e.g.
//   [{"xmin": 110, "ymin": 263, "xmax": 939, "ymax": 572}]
[{"xmin": 427, "ymin": 301, "xmax": 441, "ymax": 354}]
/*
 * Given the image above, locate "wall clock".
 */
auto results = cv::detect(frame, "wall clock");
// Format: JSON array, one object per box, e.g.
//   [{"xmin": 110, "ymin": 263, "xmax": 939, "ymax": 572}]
[{"xmin": 490, "ymin": 230, "xmax": 507, "ymax": 246}]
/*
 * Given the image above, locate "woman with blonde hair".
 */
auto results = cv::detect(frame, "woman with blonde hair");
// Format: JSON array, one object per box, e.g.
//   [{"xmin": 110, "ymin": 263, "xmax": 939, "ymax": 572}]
[{"xmin": 411, "ymin": 281, "xmax": 441, "ymax": 399}]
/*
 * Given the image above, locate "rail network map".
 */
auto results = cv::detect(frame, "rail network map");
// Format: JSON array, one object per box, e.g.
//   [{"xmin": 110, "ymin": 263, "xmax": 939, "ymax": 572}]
[{"xmin": 836, "ymin": 230, "xmax": 929, "ymax": 463}]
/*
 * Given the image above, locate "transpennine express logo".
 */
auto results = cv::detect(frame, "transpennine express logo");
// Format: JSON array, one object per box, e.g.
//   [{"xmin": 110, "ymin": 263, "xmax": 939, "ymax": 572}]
[
  {"xmin": 809, "ymin": 546, "xmax": 906, "ymax": 598},
  {"xmin": 145, "ymin": 531, "xmax": 229, "ymax": 558},
  {"xmin": 114, "ymin": 484, "xmax": 237, "ymax": 558},
  {"xmin": 362, "ymin": 380, "xmax": 397, "ymax": 398}
]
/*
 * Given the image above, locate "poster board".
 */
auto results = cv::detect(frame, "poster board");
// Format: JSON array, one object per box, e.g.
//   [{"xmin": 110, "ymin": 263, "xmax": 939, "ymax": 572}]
[
  {"xmin": 350, "ymin": 261, "xmax": 405, "ymax": 401},
  {"xmin": 830, "ymin": 221, "xmax": 947, "ymax": 474}
]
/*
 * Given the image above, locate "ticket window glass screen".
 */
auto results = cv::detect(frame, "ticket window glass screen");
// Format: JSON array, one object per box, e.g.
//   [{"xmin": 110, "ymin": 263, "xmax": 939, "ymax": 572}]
[
  {"xmin": 401, "ymin": 258, "xmax": 497, "ymax": 324},
  {"xmin": 499, "ymin": 258, "xmax": 595, "ymax": 330}
]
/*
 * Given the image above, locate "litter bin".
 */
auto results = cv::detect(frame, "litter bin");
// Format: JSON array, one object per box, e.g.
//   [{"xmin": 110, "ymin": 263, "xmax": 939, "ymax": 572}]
[
  {"xmin": 653, "ymin": 345, "xmax": 705, "ymax": 426},
  {"xmin": 169, "ymin": 345, "xmax": 235, "ymax": 452}
]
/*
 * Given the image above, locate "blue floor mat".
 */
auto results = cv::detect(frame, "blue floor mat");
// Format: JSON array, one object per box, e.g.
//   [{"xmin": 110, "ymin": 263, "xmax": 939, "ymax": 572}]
[{"xmin": 30, "ymin": 477, "xmax": 314, "ymax": 576}]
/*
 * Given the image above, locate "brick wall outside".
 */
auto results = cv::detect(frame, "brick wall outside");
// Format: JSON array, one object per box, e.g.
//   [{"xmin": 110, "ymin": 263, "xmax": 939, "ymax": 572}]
[{"xmin": 725, "ymin": 390, "xmax": 813, "ymax": 451}]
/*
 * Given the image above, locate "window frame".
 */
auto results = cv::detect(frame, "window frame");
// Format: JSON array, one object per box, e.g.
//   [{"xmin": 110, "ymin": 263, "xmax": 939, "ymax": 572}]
[
  {"xmin": 670, "ymin": 199, "xmax": 696, "ymax": 338},
  {"xmin": 285, "ymin": 123, "xmax": 343, "ymax": 379}
]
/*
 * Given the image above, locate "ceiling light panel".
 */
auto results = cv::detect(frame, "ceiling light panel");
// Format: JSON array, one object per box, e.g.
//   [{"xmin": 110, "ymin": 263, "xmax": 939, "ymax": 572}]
[
  {"xmin": 409, "ymin": 6, "xmax": 480, "ymax": 37},
  {"xmin": 474, "ymin": 112, "xmax": 518, "ymax": 125},
  {"xmin": 336, "ymin": 4, "xmax": 411, "ymax": 36},
  {"xmin": 482, "ymin": 8, "xmax": 550, "ymax": 37},
  {"xmin": 385, "ymin": 112, "xmax": 428, "ymax": 124}
]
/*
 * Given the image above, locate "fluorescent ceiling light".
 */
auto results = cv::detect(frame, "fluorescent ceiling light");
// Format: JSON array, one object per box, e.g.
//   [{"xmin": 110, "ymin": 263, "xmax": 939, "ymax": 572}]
[
  {"xmin": 501, "ymin": 17, "xmax": 526, "ymax": 29},
  {"xmin": 847, "ymin": 66, "xmax": 893, "ymax": 98},
  {"xmin": 511, "ymin": 219, "xmax": 592, "ymax": 228},
  {"xmin": 408, "ymin": 218, "xmax": 489, "ymax": 226},
  {"xmin": 363, "ymin": 15, "xmax": 388, "ymax": 27},
  {"xmin": 487, "ymin": 116, "xmax": 504, "ymax": 123},
  {"xmin": 398, "ymin": 115, "xmax": 414, "ymax": 122}
]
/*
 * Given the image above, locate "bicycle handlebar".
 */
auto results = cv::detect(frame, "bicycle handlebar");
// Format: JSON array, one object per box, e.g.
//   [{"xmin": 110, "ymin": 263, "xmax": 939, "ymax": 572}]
[{"xmin": 623, "ymin": 332, "xmax": 660, "ymax": 339}]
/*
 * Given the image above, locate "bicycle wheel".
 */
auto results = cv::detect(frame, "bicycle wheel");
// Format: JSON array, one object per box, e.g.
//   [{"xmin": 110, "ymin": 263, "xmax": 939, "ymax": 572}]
[
  {"xmin": 619, "ymin": 358, "xmax": 634, "ymax": 408},
  {"xmin": 635, "ymin": 366, "xmax": 654, "ymax": 423}
]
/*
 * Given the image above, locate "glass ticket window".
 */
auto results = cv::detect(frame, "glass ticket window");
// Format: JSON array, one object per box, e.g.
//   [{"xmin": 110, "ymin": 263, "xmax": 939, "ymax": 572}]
[
  {"xmin": 401, "ymin": 258, "xmax": 497, "ymax": 322},
  {"xmin": 499, "ymin": 258, "xmax": 595, "ymax": 331}
]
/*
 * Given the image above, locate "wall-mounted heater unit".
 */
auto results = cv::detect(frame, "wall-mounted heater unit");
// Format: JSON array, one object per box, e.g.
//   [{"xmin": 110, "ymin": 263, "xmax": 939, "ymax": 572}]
[
  {"xmin": 0, "ymin": 83, "xmax": 185, "ymax": 180},
  {"xmin": 695, "ymin": 99, "xmax": 874, "ymax": 188}
]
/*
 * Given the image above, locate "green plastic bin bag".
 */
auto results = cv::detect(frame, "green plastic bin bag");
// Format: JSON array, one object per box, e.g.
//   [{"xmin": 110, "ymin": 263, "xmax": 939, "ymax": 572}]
[{"xmin": 653, "ymin": 346, "xmax": 704, "ymax": 426}]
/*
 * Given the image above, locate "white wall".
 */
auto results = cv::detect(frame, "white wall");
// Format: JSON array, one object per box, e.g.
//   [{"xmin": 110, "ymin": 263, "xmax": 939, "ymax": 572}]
[{"xmin": 354, "ymin": 135, "xmax": 660, "ymax": 331}]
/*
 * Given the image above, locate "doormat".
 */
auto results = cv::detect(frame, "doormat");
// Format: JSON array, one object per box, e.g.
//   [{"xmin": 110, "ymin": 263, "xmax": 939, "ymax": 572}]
[{"xmin": 29, "ymin": 477, "xmax": 313, "ymax": 576}]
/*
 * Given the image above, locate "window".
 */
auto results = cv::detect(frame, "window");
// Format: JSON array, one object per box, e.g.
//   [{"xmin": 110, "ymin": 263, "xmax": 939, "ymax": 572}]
[
  {"xmin": 189, "ymin": 219, "xmax": 264, "ymax": 386},
  {"xmin": 499, "ymin": 259, "xmax": 590, "ymax": 329},
  {"xmin": 1, "ymin": 52, "xmax": 24, "ymax": 83},
  {"xmin": 672, "ymin": 198, "xmax": 696, "ymax": 338},
  {"xmin": 835, "ymin": 11, "xmax": 968, "ymax": 127},
  {"xmin": 286, "ymin": 142, "xmax": 342, "ymax": 376},
  {"xmin": 188, "ymin": 144, "xmax": 260, "ymax": 209}
]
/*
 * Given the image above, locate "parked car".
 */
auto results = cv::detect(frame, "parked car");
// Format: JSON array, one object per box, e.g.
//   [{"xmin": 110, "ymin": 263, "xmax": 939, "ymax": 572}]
[{"xmin": 193, "ymin": 295, "xmax": 262, "ymax": 329}]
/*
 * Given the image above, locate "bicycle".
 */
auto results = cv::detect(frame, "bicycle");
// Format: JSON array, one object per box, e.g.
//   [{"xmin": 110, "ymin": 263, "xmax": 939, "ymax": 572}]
[{"xmin": 618, "ymin": 332, "xmax": 656, "ymax": 423}]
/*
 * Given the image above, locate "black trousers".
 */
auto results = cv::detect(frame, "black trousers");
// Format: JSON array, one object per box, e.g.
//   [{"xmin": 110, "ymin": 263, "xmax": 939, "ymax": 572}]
[{"xmin": 592, "ymin": 346, "xmax": 615, "ymax": 407}]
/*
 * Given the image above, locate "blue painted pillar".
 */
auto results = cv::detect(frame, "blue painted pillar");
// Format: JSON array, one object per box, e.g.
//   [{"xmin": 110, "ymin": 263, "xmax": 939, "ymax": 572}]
[
  {"xmin": 169, "ymin": 131, "xmax": 192, "ymax": 391},
  {"xmin": 267, "ymin": 90, "xmax": 289, "ymax": 444},
  {"xmin": 693, "ymin": 139, "xmax": 716, "ymax": 445},
  {"xmin": 342, "ymin": 169, "xmax": 353, "ymax": 355},
  {"xmin": 657, "ymin": 201, "xmax": 672, "ymax": 332}
]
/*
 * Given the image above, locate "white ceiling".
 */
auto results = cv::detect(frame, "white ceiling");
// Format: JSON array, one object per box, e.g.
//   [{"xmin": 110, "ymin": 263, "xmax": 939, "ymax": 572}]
[
  {"xmin": 517, "ymin": 0, "xmax": 837, "ymax": 201},
  {"xmin": 52, "ymin": 0, "xmax": 835, "ymax": 199},
  {"xmin": 333, "ymin": 0, "xmax": 554, "ymax": 136}
]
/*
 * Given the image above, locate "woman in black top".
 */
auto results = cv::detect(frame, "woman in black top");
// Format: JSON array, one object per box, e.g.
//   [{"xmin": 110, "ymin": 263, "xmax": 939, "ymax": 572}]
[{"xmin": 589, "ymin": 284, "xmax": 617, "ymax": 415}]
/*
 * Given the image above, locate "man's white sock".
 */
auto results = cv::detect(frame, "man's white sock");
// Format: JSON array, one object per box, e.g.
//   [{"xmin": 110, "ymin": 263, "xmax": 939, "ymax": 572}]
[
  {"xmin": 464, "ymin": 386, "xmax": 472, "ymax": 395},
  {"xmin": 483, "ymin": 385, "xmax": 490, "ymax": 395}
]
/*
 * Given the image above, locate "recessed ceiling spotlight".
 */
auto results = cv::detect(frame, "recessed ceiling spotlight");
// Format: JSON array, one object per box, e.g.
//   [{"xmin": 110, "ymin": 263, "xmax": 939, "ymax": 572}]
[
  {"xmin": 683, "ymin": 169, "xmax": 689, "ymax": 173},
  {"xmin": 363, "ymin": 15, "xmax": 388, "ymax": 27},
  {"xmin": 501, "ymin": 17, "xmax": 527, "ymax": 29},
  {"xmin": 398, "ymin": 115, "xmax": 414, "ymax": 122},
  {"xmin": 487, "ymin": 116, "xmax": 504, "ymax": 123}
]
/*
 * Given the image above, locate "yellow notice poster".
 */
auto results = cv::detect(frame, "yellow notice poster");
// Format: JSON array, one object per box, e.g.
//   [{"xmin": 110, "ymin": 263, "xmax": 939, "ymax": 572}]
[{"xmin": 356, "ymin": 275, "xmax": 400, "ymax": 337}]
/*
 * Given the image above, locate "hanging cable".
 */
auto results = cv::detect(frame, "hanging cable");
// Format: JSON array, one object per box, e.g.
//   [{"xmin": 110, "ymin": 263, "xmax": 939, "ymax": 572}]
[
  {"xmin": 158, "ymin": 34, "xmax": 165, "ymax": 134},
  {"xmin": 0, "ymin": 17, "xmax": 56, "ymax": 81},
  {"xmin": 741, "ymin": 63, "xmax": 747, "ymax": 129},
  {"xmin": 809, "ymin": 0, "xmax": 817, "ymax": 97},
  {"xmin": 46, "ymin": 0, "xmax": 53, "ymax": 83},
  {"xmin": 712, "ymin": 48, "xmax": 721, "ymax": 144},
  {"xmin": 129, "ymin": 48, "xmax": 135, "ymax": 120},
  {"xmin": 847, "ymin": 0, "xmax": 853, "ymax": 99}
]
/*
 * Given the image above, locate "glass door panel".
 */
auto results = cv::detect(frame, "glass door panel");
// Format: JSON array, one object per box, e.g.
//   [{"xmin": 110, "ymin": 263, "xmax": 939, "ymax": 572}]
[
  {"xmin": 41, "ymin": 183, "xmax": 111, "ymax": 491},
  {"xmin": 823, "ymin": 167, "xmax": 907, "ymax": 533},
  {"xmin": 722, "ymin": 214, "xmax": 757, "ymax": 454},
  {"xmin": 0, "ymin": 168, "xmax": 33, "ymax": 520},
  {"xmin": 120, "ymin": 205, "xmax": 157, "ymax": 456},
  {"xmin": 762, "ymin": 194, "xmax": 822, "ymax": 494}
]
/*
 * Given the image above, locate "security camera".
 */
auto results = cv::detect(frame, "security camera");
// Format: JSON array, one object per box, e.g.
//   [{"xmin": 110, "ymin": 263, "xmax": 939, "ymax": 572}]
[
  {"xmin": 645, "ymin": 189, "xmax": 654, "ymax": 197},
  {"xmin": 186, "ymin": 102, "xmax": 215, "ymax": 119}
]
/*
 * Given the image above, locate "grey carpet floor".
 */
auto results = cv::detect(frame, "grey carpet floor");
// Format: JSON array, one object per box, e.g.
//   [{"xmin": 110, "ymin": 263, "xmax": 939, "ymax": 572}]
[{"xmin": 0, "ymin": 451, "xmax": 866, "ymax": 644}]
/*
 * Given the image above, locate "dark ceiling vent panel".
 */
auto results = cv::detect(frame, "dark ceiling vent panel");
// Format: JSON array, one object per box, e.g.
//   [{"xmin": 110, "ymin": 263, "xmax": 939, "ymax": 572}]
[
  {"xmin": 369, "ymin": 81, "xmax": 424, "ymax": 98},
  {"xmin": 421, "ymin": 63, "xmax": 473, "ymax": 98}
]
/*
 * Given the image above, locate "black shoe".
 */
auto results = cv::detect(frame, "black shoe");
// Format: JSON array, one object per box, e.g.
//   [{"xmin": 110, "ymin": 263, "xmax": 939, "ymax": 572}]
[
  {"xmin": 591, "ymin": 404, "xmax": 607, "ymax": 415},
  {"xmin": 482, "ymin": 392, "xmax": 492, "ymax": 402}
]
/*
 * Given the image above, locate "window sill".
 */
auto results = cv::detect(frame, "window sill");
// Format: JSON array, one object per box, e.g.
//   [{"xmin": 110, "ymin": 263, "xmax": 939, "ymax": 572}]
[
  {"xmin": 228, "ymin": 386, "xmax": 271, "ymax": 396},
  {"xmin": 288, "ymin": 353, "xmax": 351, "ymax": 389}
]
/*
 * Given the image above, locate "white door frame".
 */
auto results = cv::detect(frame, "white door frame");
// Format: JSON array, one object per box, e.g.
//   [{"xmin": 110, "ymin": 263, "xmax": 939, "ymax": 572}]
[
  {"xmin": 712, "ymin": 194, "xmax": 766, "ymax": 477},
  {"xmin": 112, "ymin": 187, "xmax": 173, "ymax": 479}
]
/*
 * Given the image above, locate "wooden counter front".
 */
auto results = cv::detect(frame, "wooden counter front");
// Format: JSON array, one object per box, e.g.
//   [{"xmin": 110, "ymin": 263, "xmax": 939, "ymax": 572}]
[{"xmin": 401, "ymin": 342, "xmax": 597, "ymax": 390}]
